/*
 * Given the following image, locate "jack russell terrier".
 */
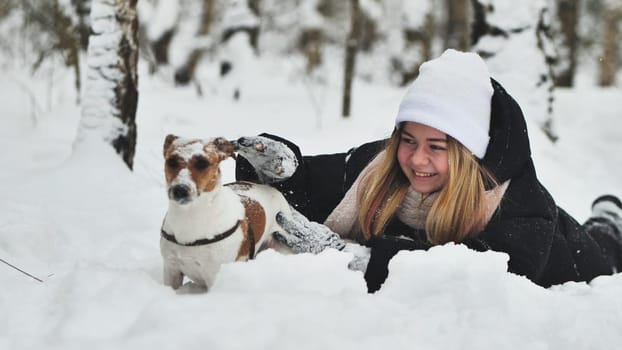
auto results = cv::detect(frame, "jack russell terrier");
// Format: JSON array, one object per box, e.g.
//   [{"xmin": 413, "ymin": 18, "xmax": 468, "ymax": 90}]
[{"xmin": 160, "ymin": 134, "xmax": 295, "ymax": 290}]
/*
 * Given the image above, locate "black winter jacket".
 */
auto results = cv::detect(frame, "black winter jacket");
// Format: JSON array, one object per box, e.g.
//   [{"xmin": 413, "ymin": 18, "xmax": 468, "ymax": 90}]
[{"xmin": 236, "ymin": 79, "xmax": 616, "ymax": 292}]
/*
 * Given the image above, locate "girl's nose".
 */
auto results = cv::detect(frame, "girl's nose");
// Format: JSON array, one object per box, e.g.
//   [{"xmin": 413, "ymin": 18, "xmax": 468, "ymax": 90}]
[{"xmin": 410, "ymin": 147, "xmax": 429, "ymax": 166}]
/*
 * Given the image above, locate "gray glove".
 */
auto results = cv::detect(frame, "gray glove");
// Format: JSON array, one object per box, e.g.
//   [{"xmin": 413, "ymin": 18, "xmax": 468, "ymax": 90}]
[
  {"xmin": 233, "ymin": 136, "xmax": 299, "ymax": 184},
  {"xmin": 273, "ymin": 210, "xmax": 346, "ymax": 253},
  {"xmin": 274, "ymin": 210, "xmax": 371, "ymax": 272},
  {"xmin": 343, "ymin": 243, "xmax": 371, "ymax": 272}
]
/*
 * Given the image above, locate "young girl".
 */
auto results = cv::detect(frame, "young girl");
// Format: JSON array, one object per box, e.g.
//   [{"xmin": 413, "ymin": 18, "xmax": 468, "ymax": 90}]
[{"xmin": 235, "ymin": 49, "xmax": 622, "ymax": 292}]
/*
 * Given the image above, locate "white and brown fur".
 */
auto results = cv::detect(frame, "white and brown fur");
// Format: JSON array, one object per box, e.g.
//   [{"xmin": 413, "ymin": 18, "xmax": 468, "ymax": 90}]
[{"xmin": 160, "ymin": 134, "xmax": 292, "ymax": 290}]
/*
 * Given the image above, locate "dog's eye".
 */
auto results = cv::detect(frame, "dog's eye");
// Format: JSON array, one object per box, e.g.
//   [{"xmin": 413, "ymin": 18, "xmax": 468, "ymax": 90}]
[
  {"xmin": 166, "ymin": 157, "xmax": 180, "ymax": 169},
  {"xmin": 194, "ymin": 157, "xmax": 210, "ymax": 170}
]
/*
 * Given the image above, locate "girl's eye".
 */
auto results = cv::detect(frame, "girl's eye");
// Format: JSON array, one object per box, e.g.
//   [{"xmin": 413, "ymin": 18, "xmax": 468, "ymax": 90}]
[
  {"xmin": 430, "ymin": 144, "xmax": 447, "ymax": 151},
  {"xmin": 166, "ymin": 157, "xmax": 180, "ymax": 168},
  {"xmin": 401, "ymin": 137, "xmax": 415, "ymax": 145},
  {"xmin": 195, "ymin": 158, "xmax": 209, "ymax": 170}
]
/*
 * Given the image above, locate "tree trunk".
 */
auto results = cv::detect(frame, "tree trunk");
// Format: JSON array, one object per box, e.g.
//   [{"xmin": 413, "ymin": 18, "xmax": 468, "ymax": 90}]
[
  {"xmin": 536, "ymin": 7, "xmax": 559, "ymax": 142},
  {"xmin": 555, "ymin": 0, "xmax": 579, "ymax": 87},
  {"xmin": 399, "ymin": 13, "xmax": 435, "ymax": 85},
  {"xmin": 342, "ymin": 0, "xmax": 360, "ymax": 118},
  {"xmin": 152, "ymin": 29, "xmax": 175, "ymax": 65},
  {"xmin": 445, "ymin": 0, "xmax": 470, "ymax": 50},
  {"xmin": 22, "ymin": 0, "xmax": 83, "ymax": 100},
  {"xmin": 72, "ymin": 0, "xmax": 92, "ymax": 50},
  {"xmin": 53, "ymin": 0, "xmax": 83, "ymax": 100},
  {"xmin": 300, "ymin": 28, "xmax": 323, "ymax": 73},
  {"xmin": 599, "ymin": 6, "xmax": 622, "ymax": 87},
  {"xmin": 174, "ymin": 0, "xmax": 216, "ymax": 85},
  {"xmin": 470, "ymin": 0, "xmax": 488, "ymax": 47},
  {"xmin": 248, "ymin": 0, "xmax": 261, "ymax": 16},
  {"xmin": 78, "ymin": 0, "xmax": 139, "ymax": 170}
]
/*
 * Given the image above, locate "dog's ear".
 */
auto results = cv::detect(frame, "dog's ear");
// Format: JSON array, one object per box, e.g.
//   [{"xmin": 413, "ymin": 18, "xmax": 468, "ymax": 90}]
[
  {"xmin": 213, "ymin": 137, "xmax": 236, "ymax": 161},
  {"xmin": 163, "ymin": 134, "xmax": 178, "ymax": 156}
]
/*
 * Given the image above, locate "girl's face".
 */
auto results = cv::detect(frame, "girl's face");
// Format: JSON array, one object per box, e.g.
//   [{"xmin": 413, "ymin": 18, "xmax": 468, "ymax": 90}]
[{"xmin": 397, "ymin": 122, "xmax": 450, "ymax": 194}]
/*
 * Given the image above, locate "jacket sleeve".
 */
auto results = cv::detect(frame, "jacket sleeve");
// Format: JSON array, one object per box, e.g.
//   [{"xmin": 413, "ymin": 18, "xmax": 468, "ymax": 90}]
[
  {"xmin": 461, "ymin": 165, "xmax": 558, "ymax": 285},
  {"xmin": 236, "ymin": 133, "xmax": 384, "ymax": 223},
  {"xmin": 466, "ymin": 182, "xmax": 615, "ymax": 287}
]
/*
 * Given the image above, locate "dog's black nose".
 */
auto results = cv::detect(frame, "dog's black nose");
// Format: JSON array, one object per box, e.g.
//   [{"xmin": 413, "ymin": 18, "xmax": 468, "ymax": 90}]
[
  {"xmin": 236, "ymin": 137, "xmax": 252, "ymax": 147},
  {"xmin": 170, "ymin": 185, "xmax": 191, "ymax": 202}
]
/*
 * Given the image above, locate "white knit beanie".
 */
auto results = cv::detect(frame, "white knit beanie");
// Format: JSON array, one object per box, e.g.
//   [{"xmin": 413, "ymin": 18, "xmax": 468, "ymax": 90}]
[{"xmin": 395, "ymin": 49, "xmax": 494, "ymax": 159}]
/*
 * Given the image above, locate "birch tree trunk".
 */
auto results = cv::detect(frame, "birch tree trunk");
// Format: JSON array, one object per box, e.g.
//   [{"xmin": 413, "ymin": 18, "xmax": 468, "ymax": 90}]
[
  {"xmin": 342, "ymin": 0, "xmax": 360, "ymax": 118},
  {"xmin": 78, "ymin": 0, "xmax": 139, "ymax": 169}
]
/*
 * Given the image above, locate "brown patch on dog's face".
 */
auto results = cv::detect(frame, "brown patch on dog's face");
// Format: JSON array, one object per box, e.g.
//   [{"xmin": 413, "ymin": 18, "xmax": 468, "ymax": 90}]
[
  {"xmin": 189, "ymin": 147, "xmax": 222, "ymax": 193},
  {"xmin": 163, "ymin": 137, "xmax": 236, "ymax": 200},
  {"xmin": 237, "ymin": 197, "xmax": 266, "ymax": 259},
  {"xmin": 190, "ymin": 139, "xmax": 236, "ymax": 192},
  {"xmin": 163, "ymin": 135, "xmax": 185, "ymax": 186}
]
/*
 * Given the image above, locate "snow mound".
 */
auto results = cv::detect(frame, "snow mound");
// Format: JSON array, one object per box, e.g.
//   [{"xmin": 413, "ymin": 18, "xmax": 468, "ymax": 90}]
[
  {"xmin": 212, "ymin": 249, "xmax": 367, "ymax": 295},
  {"xmin": 381, "ymin": 243, "xmax": 517, "ymax": 301}
]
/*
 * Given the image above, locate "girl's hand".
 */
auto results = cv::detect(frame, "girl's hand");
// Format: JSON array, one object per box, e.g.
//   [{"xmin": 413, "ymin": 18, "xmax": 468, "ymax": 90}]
[
  {"xmin": 272, "ymin": 210, "xmax": 346, "ymax": 253},
  {"xmin": 273, "ymin": 209, "xmax": 371, "ymax": 272}
]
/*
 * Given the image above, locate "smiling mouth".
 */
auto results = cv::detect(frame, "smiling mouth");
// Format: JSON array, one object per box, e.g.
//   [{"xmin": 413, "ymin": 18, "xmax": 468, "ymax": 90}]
[{"xmin": 414, "ymin": 171, "xmax": 436, "ymax": 177}]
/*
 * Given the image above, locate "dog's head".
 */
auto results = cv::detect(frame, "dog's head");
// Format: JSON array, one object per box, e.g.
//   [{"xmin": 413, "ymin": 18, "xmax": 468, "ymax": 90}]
[{"xmin": 163, "ymin": 134, "xmax": 235, "ymax": 205}]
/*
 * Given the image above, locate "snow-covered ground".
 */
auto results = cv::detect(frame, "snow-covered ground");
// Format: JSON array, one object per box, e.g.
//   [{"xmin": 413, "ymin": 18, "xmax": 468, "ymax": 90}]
[{"xmin": 1, "ymin": 54, "xmax": 621, "ymax": 349}]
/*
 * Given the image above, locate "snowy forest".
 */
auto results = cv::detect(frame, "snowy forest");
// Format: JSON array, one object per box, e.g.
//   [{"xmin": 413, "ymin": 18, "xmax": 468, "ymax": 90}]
[
  {"xmin": 1, "ymin": 0, "xmax": 622, "ymax": 349},
  {"xmin": 1, "ymin": 0, "xmax": 621, "ymax": 166}
]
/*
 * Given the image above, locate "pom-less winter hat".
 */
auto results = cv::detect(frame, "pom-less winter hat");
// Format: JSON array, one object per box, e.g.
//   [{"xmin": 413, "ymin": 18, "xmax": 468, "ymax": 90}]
[{"xmin": 395, "ymin": 49, "xmax": 494, "ymax": 159}]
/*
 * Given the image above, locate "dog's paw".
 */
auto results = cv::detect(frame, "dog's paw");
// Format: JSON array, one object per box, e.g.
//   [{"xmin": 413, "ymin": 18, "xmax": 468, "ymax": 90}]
[{"xmin": 233, "ymin": 136, "xmax": 298, "ymax": 183}]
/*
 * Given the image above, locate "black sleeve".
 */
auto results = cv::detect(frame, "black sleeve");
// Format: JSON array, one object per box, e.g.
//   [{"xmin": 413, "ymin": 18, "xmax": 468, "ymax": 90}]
[
  {"xmin": 582, "ymin": 216, "xmax": 622, "ymax": 273},
  {"xmin": 466, "ymin": 196, "xmax": 613, "ymax": 287},
  {"xmin": 461, "ymin": 166, "xmax": 558, "ymax": 285},
  {"xmin": 364, "ymin": 235, "xmax": 431, "ymax": 293},
  {"xmin": 464, "ymin": 214, "xmax": 556, "ymax": 284},
  {"xmin": 236, "ymin": 133, "xmax": 384, "ymax": 223}
]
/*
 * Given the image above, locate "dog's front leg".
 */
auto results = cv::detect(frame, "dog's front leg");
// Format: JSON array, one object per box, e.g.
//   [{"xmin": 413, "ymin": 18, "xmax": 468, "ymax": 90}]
[{"xmin": 163, "ymin": 264, "xmax": 184, "ymax": 289}]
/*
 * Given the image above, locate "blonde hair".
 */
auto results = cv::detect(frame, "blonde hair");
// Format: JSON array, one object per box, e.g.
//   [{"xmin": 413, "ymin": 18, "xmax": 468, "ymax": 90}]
[{"xmin": 357, "ymin": 124, "xmax": 497, "ymax": 244}]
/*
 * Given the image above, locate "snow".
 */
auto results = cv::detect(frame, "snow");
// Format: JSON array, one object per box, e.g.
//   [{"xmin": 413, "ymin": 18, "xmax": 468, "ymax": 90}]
[
  {"xmin": 382, "ymin": 0, "xmax": 432, "ymax": 56},
  {"xmin": 400, "ymin": 0, "xmax": 433, "ymax": 29},
  {"xmin": 477, "ymin": 0, "xmax": 546, "ymax": 29},
  {"xmin": 472, "ymin": 0, "xmax": 555, "ymax": 135},
  {"xmin": 220, "ymin": 31, "xmax": 257, "ymax": 100},
  {"xmin": 359, "ymin": 0, "xmax": 384, "ymax": 22},
  {"xmin": 139, "ymin": 0, "xmax": 180, "ymax": 42},
  {"xmin": 1, "ymin": 44, "xmax": 622, "ymax": 349},
  {"xmin": 299, "ymin": 0, "xmax": 325, "ymax": 28},
  {"xmin": 168, "ymin": 137, "xmax": 215, "ymax": 161},
  {"xmin": 221, "ymin": 0, "xmax": 260, "ymax": 30}
]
